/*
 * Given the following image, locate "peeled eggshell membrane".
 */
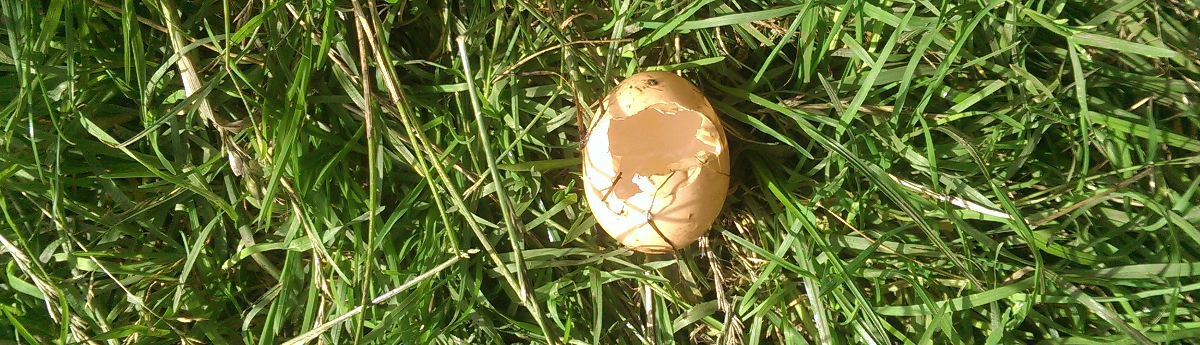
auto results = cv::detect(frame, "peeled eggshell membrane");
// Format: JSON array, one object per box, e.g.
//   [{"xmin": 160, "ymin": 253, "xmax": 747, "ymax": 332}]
[{"xmin": 583, "ymin": 71, "xmax": 730, "ymax": 253}]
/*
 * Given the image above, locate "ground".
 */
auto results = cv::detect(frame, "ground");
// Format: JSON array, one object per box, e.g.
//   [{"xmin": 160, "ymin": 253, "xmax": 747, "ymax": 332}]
[{"xmin": 1, "ymin": 0, "xmax": 1199, "ymax": 344}]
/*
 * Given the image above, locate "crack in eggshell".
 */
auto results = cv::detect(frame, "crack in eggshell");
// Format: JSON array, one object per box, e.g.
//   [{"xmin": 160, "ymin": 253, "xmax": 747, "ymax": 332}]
[{"xmin": 604, "ymin": 103, "xmax": 722, "ymax": 213}]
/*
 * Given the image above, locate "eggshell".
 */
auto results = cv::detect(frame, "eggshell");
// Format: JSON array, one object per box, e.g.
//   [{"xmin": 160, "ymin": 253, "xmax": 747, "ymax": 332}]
[{"xmin": 582, "ymin": 71, "xmax": 730, "ymax": 253}]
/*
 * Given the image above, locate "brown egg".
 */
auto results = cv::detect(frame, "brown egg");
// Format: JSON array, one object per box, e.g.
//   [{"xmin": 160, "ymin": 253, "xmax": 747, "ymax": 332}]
[{"xmin": 582, "ymin": 71, "xmax": 730, "ymax": 253}]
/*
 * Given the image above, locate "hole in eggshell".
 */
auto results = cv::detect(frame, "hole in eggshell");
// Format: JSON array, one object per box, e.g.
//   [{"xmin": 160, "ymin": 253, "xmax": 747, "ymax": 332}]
[{"xmin": 606, "ymin": 103, "xmax": 721, "ymax": 202}]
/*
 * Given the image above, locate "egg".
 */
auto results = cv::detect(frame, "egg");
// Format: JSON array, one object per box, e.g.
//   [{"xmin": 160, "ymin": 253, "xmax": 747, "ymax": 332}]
[{"xmin": 582, "ymin": 71, "xmax": 730, "ymax": 253}]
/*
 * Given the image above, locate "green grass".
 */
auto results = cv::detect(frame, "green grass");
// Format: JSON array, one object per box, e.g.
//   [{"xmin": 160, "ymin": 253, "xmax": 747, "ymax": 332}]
[{"xmin": 2, "ymin": 0, "xmax": 1199, "ymax": 344}]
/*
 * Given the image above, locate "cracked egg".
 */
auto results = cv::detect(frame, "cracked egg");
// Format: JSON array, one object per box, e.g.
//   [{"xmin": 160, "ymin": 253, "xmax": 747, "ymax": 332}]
[{"xmin": 582, "ymin": 71, "xmax": 730, "ymax": 253}]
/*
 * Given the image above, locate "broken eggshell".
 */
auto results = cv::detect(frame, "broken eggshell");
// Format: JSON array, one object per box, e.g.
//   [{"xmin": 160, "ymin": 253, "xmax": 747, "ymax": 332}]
[{"xmin": 582, "ymin": 71, "xmax": 730, "ymax": 253}]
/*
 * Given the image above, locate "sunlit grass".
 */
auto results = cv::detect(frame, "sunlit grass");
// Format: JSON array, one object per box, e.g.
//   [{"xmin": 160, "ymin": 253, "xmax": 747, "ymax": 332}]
[{"xmin": 2, "ymin": 0, "xmax": 1199, "ymax": 344}]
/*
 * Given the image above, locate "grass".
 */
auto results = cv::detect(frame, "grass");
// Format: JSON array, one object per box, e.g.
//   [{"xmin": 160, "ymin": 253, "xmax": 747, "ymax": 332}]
[{"xmin": 1, "ymin": 0, "xmax": 1199, "ymax": 344}]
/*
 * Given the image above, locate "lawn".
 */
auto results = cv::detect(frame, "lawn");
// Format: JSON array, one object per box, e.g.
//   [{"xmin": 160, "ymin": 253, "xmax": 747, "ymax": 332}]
[{"xmin": 2, "ymin": 0, "xmax": 1199, "ymax": 344}]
